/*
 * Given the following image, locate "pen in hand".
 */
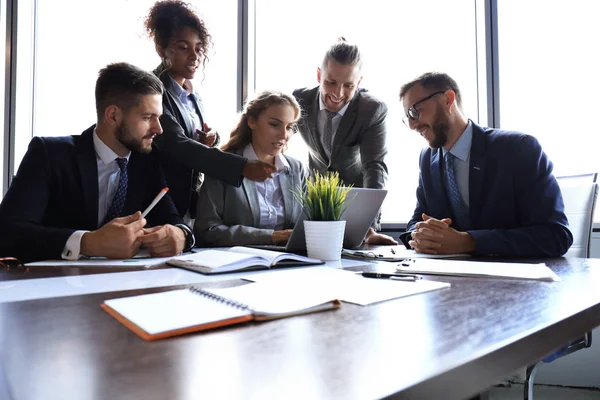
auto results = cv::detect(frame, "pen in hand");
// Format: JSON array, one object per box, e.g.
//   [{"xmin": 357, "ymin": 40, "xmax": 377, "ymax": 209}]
[
  {"xmin": 361, "ymin": 272, "xmax": 420, "ymax": 281},
  {"xmin": 141, "ymin": 187, "xmax": 169, "ymax": 218}
]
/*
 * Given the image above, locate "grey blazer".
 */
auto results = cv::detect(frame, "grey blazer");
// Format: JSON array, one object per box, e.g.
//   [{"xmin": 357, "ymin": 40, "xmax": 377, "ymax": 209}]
[
  {"xmin": 194, "ymin": 152, "xmax": 308, "ymax": 247},
  {"xmin": 293, "ymin": 86, "xmax": 388, "ymax": 189}
]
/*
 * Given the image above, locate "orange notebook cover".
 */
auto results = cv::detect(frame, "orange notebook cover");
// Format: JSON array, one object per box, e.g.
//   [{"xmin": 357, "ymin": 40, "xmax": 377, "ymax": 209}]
[{"xmin": 102, "ymin": 284, "xmax": 340, "ymax": 341}]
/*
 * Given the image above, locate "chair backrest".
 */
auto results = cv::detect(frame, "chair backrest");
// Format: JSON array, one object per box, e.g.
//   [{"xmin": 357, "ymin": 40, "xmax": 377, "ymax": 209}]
[{"xmin": 556, "ymin": 173, "xmax": 598, "ymax": 257}]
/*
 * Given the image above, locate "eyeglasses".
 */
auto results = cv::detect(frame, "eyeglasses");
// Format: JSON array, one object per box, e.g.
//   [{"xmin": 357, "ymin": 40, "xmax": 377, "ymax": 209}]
[{"xmin": 402, "ymin": 91, "xmax": 446, "ymax": 127}]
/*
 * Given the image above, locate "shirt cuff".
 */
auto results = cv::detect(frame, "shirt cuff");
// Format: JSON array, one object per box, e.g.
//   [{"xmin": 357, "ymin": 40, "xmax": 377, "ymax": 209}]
[
  {"xmin": 62, "ymin": 230, "xmax": 89, "ymax": 260},
  {"xmin": 176, "ymin": 224, "xmax": 195, "ymax": 251}
]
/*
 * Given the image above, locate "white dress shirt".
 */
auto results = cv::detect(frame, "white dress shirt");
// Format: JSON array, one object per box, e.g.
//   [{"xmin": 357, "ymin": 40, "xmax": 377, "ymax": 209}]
[
  {"xmin": 243, "ymin": 144, "xmax": 289, "ymax": 230},
  {"xmin": 61, "ymin": 130, "xmax": 131, "ymax": 260}
]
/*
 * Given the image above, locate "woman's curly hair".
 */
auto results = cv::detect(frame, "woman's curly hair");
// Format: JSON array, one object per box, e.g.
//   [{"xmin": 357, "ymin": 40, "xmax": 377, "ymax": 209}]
[{"xmin": 144, "ymin": 0, "xmax": 212, "ymax": 70}]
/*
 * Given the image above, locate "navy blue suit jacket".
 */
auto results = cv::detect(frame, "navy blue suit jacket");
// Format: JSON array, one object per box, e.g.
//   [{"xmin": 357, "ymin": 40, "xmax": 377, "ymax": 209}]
[
  {"xmin": 0, "ymin": 126, "xmax": 184, "ymax": 262},
  {"xmin": 402, "ymin": 122, "xmax": 573, "ymax": 257}
]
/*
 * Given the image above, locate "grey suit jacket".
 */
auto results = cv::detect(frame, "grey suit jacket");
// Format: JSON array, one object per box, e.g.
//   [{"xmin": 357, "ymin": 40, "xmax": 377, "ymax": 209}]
[
  {"xmin": 293, "ymin": 86, "xmax": 388, "ymax": 189},
  {"xmin": 194, "ymin": 152, "xmax": 308, "ymax": 247}
]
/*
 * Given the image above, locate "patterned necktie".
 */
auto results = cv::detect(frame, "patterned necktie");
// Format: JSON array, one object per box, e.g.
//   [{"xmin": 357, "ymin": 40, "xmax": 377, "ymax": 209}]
[
  {"xmin": 444, "ymin": 152, "xmax": 470, "ymax": 230},
  {"xmin": 104, "ymin": 157, "xmax": 128, "ymax": 224},
  {"xmin": 322, "ymin": 110, "xmax": 337, "ymax": 156}
]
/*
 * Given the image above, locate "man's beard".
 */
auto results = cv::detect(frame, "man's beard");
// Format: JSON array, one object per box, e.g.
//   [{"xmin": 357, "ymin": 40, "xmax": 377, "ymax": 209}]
[
  {"xmin": 116, "ymin": 122, "xmax": 151, "ymax": 154},
  {"xmin": 428, "ymin": 106, "xmax": 450, "ymax": 149}
]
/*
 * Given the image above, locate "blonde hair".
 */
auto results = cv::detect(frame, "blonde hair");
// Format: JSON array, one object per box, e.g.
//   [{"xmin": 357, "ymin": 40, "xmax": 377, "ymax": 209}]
[{"xmin": 222, "ymin": 91, "xmax": 301, "ymax": 152}]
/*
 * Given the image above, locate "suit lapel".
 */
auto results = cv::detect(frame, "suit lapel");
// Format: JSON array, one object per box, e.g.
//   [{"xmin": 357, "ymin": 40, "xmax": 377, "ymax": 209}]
[
  {"xmin": 191, "ymin": 95, "xmax": 206, "ymax": 128},
  {"xmin": 242, "ymin": 178, "xmax": 261, "ymax": 226},
  {"xmin": 330, "ymin": 106, "xmax": 357, "ymax": 165},
  {"xmin": 279, "ymin": 167, "xmax": 295, "ymax": 225},
  {"xmin": 468, "ymin": 122, "xmax": 487, "ymax": 224},
  {"xmin": 307, "ymin": 91, "xmax": 329, "ymax": 164},
  {"xmin": 159, "ymin": 69, "xmax": 194, "ymax": 137},
  {"xmin": 75, "ymin": 127, "xmax": 100, "ymax": 229}
]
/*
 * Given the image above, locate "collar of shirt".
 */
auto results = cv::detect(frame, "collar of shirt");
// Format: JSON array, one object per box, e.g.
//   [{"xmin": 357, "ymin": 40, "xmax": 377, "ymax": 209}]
[
  {"xmin": 318, "ymin": 94, "xmax": 350, "ymax": 117},
  {"xmin": 93, "ymin": 129, "xmax": 131, "ymax": 165},
  {"xmin": 242, "ymin": 143, "xmax": 290, "ymax": 173},
  {"xmin": 442, "ymin": 120, "xmax": 473, "ymax": 162},
  {"xmin": 167, "ymin": 73, "xmax": 198, "ymax": 104}
]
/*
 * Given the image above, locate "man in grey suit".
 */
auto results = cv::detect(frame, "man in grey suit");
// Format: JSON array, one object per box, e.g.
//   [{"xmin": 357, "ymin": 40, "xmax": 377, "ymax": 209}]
[{"xmin": 293, "ymin": 38, "xmax": 396, "ymax": 244}]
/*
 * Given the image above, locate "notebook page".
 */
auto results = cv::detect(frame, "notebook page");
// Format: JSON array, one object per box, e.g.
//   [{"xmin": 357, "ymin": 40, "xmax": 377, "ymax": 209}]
[
  {"xmin": 396, "ymin": 259, "xmax": 560, "ymax": 281},
  {"xmin": 104, "ymin": 289, "xmax": 251, "ymax": 335},
  {"xmin": 229, "ymin": 246, "xmax": 280, "ymax": 264},
  {"xmin": 203, "ymin": 283, "xmax": 338, "ymax": 316},
  {"xmin": 168, "ymin": 250, "xmax": 267, "ymax": 273}
]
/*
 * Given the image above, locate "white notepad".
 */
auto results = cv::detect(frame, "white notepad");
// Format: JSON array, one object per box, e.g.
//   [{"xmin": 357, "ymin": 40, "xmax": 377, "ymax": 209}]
[
  {"xmin": 395, "ymin": 259, "xmax": 561, "ymax": 282},
  {"xmin": 102, "ymin": 282, "xmax": 340, "ymax": 340}
]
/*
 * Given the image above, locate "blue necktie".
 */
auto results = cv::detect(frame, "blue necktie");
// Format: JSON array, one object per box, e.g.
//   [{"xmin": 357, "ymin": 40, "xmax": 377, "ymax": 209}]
[
  {"xmin": 322, "ymin": 110, "xmax": 337, "ymax": 156},
  {"xmin": 444, "ymin": 152, "xmax": 469, "ymax": 229},
  {"xmin": 104, "ymin": 157, "xmax": 128, "ymax": 224}
]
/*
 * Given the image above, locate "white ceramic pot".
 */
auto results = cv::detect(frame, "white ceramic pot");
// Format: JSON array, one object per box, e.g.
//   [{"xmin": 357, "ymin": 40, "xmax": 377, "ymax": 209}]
[{"xmin": 303, "ymin": 220, "xmax": 346, "ymax": 261}]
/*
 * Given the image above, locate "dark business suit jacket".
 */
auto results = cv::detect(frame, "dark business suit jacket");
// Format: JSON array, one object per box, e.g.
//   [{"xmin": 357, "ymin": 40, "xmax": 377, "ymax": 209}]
[
  {"xmin": 153, "ymin": 66, "xmax": 247, "ymax": 218},
  {"xmin": 401, "ymin": 122, "xmax": 573, "ymax": 257},
  {"xmin": 0, "ymin": 126, "xmax": 184, "ymax": 262},
  {"xmin": 194, "ymin": 152, "xmax": 308, "ymax": 247},
  {"xmin": 293, "ymin": 86, "xmax": 388, "ymax": 190}
]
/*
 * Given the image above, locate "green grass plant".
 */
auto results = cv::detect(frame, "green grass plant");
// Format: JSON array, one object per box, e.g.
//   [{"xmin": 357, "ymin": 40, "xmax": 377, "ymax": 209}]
[{"xmin": 292, "ymin": 171, "xmax": 354, "ymax": 221}]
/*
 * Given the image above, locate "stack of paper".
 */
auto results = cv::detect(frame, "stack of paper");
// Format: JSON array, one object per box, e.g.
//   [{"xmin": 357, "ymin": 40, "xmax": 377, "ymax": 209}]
[
  {"xmin": 243, "ymin": 267, "xmax": 450, "ymax": 306},
  {"xmin": 395, "ymin": 259, "xmax": 560, "ymax": 282}
]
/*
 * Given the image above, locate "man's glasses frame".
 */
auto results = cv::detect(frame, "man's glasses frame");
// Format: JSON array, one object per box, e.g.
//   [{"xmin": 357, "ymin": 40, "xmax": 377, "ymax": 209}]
[{"xmin": 402, "ymin": 90, "xmax": 446, "ymax": 127}]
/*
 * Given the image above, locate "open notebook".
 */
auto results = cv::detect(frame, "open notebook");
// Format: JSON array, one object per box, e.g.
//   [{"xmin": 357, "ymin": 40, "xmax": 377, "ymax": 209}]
[
  {"xmin": 167, "ymin": 247, "xmax": 324, "ymax": 274},
  {"xmin": 102, "ymin": 283, "xmax": 340, "ymax": 340}
]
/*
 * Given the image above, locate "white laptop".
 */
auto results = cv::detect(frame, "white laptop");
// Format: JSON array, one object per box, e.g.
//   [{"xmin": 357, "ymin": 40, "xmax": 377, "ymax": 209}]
[{"xmin": 256, "ymin": 187, "xmax": 387, "ymax": 253}]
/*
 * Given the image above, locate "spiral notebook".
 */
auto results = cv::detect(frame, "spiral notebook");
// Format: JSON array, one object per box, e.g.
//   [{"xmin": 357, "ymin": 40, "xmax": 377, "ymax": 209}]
[{"xmin": 102, "ymin": 283, "xmax": 341, "ymax": 341}]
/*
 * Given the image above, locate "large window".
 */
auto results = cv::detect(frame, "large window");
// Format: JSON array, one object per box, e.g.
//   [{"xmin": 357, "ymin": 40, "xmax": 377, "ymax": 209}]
[
  {"xmin": 255, "ymin": 0, "xmax": 479, "ymax": 223},
  {"xmin": 498, "ymin": 0, "xmax": 600, "ymax": 220},
  {"xmin": 13, "ymin": 0, "xmax": 238, "ymax": 172}
]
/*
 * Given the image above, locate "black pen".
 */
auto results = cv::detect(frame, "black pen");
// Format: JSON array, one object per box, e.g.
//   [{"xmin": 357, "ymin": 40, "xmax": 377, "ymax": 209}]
[{"xmin": 361, "ymin": 272, "xmax": 420, "ymax": 281}]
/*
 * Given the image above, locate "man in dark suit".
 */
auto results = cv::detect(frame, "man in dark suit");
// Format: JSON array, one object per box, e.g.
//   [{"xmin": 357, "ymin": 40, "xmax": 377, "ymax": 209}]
[
  {"xmin": 0, "ymin": 62, "xmax": 194, "ymax": 262},
  {"xmin": 399, "ymin": 72, "xmax": 572, "ymax": 257},
  {"xmin": 293, "ymin": 38, "xmax": 396, "ymax": 244}
]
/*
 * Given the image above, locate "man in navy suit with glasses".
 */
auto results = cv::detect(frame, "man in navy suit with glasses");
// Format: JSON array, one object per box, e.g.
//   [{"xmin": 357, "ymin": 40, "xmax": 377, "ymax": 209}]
[{"xmin": 399, "ymin": 72, "xmax": 572, "ymax": 257}]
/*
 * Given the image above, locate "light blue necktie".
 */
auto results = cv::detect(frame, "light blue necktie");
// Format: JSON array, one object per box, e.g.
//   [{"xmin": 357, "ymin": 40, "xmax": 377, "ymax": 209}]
[
  {"xmin": 322, "ymin": 110, "xmax": 337, "ymax": 156},
  {"xmin": 104, "ymin": 157, "xmax": 128, "ymax": 224},
  {"xmin": 444, "ymin": 152, "xmax": 470, "ymax": 230}
]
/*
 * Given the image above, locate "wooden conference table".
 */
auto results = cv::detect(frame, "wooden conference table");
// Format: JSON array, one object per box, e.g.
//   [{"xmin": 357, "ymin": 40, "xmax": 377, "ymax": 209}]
[{"xmin": 1, "ymin": 253, "xmax": 600, "ymax": 400}]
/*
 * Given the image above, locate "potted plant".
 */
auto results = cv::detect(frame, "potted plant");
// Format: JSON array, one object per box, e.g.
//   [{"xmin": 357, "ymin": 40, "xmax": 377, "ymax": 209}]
[{"xmin": 292, "ymin": 171, "xmax": 354, "ymax": 261}]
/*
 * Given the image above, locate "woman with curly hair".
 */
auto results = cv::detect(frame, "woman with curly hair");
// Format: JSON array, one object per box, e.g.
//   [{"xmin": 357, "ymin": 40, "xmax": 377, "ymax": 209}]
[{"xmin": 144, "ymin": 0, "xmax": 275, "ymax": 225}]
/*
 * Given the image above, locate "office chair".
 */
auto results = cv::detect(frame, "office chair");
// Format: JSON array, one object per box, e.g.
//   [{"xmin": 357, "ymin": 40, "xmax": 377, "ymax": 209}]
[{"xmin": 524, "ymin": 173, "xmax": 598, "ymax": 400}]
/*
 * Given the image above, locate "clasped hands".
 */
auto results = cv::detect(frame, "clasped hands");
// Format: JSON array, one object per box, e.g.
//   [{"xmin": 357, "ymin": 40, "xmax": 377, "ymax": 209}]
[
  {"xmin": 409, "ymin": 213, "xmax": 475, "ymax": 254},
  {"xmin": 81, "ymin": 211, "xmax": 186, "ymax": 259}
]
